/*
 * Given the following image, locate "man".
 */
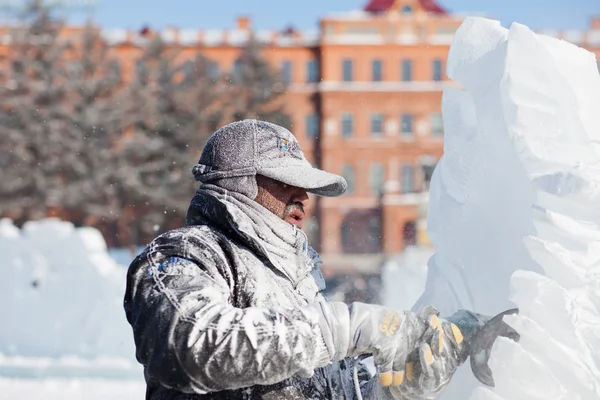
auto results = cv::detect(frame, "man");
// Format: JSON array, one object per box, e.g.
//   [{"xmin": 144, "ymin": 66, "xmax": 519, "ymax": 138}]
[{"xmin": 124, "ymin": 120, "xmax": 467, "ymax": 399}]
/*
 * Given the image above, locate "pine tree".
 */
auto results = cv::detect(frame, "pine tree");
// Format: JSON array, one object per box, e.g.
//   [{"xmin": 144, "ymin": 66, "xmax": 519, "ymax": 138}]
[
  {"xmin": 117, "ymin": 35, "xmax": 224, "ymax": 243},
  {"xmin": 0, "ymin": 6, "xmax": 294, "ymax": 247},
  {"xmin": 0, "ymin": 1, "xmax": 71, "ymax": 222},
  {"xmin": 58, "ymin": 23, "xmax": 126, "ymax": 226},
  {"xmin": 0, "ymin": 2, "xmax": 126, "ymax": 229},
  {"xmin": 229, "ymin": 38, "xmax": 291, "ymax": 129}
]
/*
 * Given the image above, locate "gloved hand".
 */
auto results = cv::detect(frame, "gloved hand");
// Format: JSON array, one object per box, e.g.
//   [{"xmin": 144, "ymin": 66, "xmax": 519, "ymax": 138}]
[
  {"xmin": 388, "ymin": 310, "xmax": 469, "ymax": 400},
  {"xmin": 315, "ymin": 302, "xmax": 440, "ymax": 387}
]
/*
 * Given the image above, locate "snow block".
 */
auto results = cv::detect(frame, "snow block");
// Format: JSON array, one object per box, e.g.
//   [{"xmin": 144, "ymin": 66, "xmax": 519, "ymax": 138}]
[
  {"xmin": 416, "ymin": 16, "xmax": 600, "ymax": 399},
  {"xmin": 0, "ymin": 219, "xmax": 137, "ymax": 369}
]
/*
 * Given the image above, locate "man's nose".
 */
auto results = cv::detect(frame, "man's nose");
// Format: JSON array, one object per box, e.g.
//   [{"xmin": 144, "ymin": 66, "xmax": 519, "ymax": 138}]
[{"xmin": 293, "ymin": 187, "xmax": 310, "ymax": 207}]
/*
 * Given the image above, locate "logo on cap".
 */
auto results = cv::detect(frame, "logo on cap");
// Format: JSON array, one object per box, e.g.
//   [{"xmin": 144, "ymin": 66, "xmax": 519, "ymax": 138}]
[
  {"xmin": 279, "ymin": 138, "xmax": 290, "ymax": 151},
  {"xmin": 278, "ymin": 137, "xmax": 304, "ymax": 159}
]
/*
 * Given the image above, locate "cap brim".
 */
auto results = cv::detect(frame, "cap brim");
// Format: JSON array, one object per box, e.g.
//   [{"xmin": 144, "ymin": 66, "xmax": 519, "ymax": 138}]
[{"xmin": 258, "ymin": 165, "xmax": 347, "ymax": 197}]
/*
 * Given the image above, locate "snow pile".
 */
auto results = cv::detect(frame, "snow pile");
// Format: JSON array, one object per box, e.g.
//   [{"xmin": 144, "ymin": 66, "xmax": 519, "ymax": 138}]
[
  {"xmin": 416, "ymin": 17, "xmax": 600, "ymax": 399},
  {"xmin": 0, "ymin": 218, "xmax": 139, "ymax": 376}
]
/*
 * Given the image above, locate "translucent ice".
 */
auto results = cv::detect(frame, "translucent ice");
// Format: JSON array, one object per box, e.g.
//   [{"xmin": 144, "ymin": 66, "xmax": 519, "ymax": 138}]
[{"xmin": 415, "ymin": 17, "xmax": 600, "ymax": 399}]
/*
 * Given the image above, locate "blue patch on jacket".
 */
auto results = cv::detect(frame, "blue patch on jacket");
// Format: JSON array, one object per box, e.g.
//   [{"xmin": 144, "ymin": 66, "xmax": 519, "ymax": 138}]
[{"xmin": 147, "ymin": 256, "xmax": 191, "ymax": 276}]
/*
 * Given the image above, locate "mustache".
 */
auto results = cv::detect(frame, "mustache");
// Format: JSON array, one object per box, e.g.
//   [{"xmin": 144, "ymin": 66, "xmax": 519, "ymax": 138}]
[{"xmin": 285, "ymin": 202, "xmax": 305, "ymax": 214}]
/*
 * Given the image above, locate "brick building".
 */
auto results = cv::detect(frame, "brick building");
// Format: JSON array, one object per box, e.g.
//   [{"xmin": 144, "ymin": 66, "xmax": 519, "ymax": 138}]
[
  {"xmin": 79, "ymin": 0, "xmax": 600, "ymax": 261},
  {"xmin": 103, "ymin": 0, "xmax": 595, "ymax": 262},
  {"xmin": 5, "ymin": 0, "xmax": 600, "ymax": 267},
  {"xmin": 120, "ymin": 0, "xmax": 463, "ymax": 261}
]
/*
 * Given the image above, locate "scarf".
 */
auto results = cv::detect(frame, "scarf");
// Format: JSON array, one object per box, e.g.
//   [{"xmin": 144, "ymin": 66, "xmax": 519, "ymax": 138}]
[{"xmin": 186, "ymin": 184, "xmax": 319, "ymax": 288}]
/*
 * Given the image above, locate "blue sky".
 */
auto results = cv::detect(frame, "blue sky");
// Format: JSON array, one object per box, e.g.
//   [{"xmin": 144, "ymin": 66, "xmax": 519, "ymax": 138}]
[{"xmin": 62, "ymin": 0, "xmax": 598, "ymax": 32}]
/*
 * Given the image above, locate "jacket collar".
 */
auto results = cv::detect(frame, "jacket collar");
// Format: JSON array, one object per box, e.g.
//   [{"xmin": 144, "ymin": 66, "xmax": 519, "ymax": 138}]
[{"xmin": 185, "ymin": 185, "xmax": 313, "ymax": 285}]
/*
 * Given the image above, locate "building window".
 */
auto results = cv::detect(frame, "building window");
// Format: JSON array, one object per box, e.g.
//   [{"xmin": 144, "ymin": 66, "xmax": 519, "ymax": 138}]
[
  {"xmin": 135, "ymin": 59, "xmax": 148, "ymax": 84},
  {"xmin": 341, "ymin": 112, "xmax": 354, "ymax": 138},
  {"xmin": 343, "ymin": 59, "xmax": 353, "ymax": 82},
  {"xmin": 403, "ymin": 221, "xmax": 417, "ymax": 247},
  {"xmin": 208, "ymin": 60, "xmax": 219, "ymax": 80},
  {"xmin": 372, "ymin": 59, "xmax": 382, "ymax": 82},
  {"xmin": 369, "ymin": 163, "xmax": 385, "ymax": 195},
  {"xmin": 433, "ymin": 59, "xmax": 443, "ymax": 81},
  {"xmin": 181, "ymin": 60, "xmax": 195, "ymax": 83},
  {"xmin": 281, "ymin": 60, "xmax": 292, "ymax": 84},
  {"xmin": 431, "ymin": 112, "xmax": 443, "ymax": 136},
  {"xmin": 307, "ymin": 59, "xmax": 319, "ymax": 83},
  {"xmin": 306, "ymin": 113, "xmax": 319, "ymax": 138},
  {"xmin": 368, "ymin": 215, "xmax": 382, "ymax": 249},
  {"xmin": 342, "ymin": 164, "xmax": 356, "ymax": 194},
  {"xmin": 371, "ymin": 113, "xmax": 384, "ymax": 137},
  {"xmin": 232, "ymin": 58, "xmax": 242, "ymax": 76},
  {"xmin": 401, "ymin": 114, "xmax": 413, "ymax": 136},
  {"xmin": 402, "ymin": 59, "xmax": 412, "ymax": 82},
  {"xmin": 422, "ymin": 161, "xmax": 437, "ymax": 189},
  {"xmin": 340, "ymin": 210, "xmax": 382, "ymax": 253},
  {"xmin": 340, "ymin": 221, "xmax": 351, "ymax": 252},
  {"xmin": 402, "ymin": 164, "xmax": 414, "ymax": 193}
]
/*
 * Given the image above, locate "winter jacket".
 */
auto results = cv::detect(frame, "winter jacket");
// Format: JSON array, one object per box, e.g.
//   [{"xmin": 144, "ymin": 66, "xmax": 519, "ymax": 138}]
[{"xmin": 124, "ymin": 185, "xmax": 394, "ymax": 399}]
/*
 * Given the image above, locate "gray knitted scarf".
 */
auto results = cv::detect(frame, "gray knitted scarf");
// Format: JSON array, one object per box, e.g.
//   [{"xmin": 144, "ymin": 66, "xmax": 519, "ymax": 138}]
[{"xmin": 186, "ymin": 185, "xmax": 321, "ymax": 290}]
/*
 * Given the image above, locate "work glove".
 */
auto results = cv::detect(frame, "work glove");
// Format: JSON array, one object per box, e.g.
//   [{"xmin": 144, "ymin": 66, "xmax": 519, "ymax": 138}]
[
  {"xmin": 388, "ymin": 309, "xmax": 471, "ymax": 400},
  {"xmin": 315, "ymin": 302, "xmax": 440, "ymax": 387}
]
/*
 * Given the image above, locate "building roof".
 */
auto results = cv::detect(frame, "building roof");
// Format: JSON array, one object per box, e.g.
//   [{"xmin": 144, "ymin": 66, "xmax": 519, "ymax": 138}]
[{"xmin": 364, "ymin": 0, "xmax": 447, "ymax": 14}]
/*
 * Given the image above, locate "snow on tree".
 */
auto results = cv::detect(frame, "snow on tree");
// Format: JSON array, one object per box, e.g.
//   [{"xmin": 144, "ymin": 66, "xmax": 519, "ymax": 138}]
[
  {"xmin": 0, "ymin": 0, "xmax": 78, "ymax": 223},
  {"xmin": 115, "ymin": 35, "xmax": 226, "ymax": 243},
  {"xmin": 57, "ymin": 25, "xmax": 127, "ymax": 226},
  {"xmin": 229, "ymin": 38, "xmax": 292, "ymax": 129},
  {"xmin": 107, "ymin": 34, "xmax": 292, "ymax": 244},
  {"xmin": 0, "ymin": 1, "xmax": 128, "ymax": 230},
  {"xmin": 0, "ymin": 4, "xmax": 295, "ymax": 247}
]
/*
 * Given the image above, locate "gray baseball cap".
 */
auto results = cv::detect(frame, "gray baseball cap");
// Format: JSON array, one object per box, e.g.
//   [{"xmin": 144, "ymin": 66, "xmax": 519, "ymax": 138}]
[{"xmin": 192, "ymin": 119, "xmax": 347, "ymax": 197}]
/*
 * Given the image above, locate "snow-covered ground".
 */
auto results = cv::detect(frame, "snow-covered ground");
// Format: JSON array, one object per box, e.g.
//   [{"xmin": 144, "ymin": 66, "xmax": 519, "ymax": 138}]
[
  {"xmin": 0, "ymin": 377, "xmax": 145, "ymax": 400},
  {"xmin": 417, "ymin": 17, "xmax": 600, "ymax": 400}
]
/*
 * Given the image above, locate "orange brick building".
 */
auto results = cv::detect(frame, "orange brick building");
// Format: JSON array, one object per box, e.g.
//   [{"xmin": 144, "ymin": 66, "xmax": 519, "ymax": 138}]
[
  {"xmin": 101, "ymin": 0, "xmax": 600, "ymax": 260},
  {"xmin": 115, "ymin": 0, "xmax": 463, "ymax": 258},
  {"xmin": 6, "ymin": 0, "xmax": 600, "ymax": 264}
]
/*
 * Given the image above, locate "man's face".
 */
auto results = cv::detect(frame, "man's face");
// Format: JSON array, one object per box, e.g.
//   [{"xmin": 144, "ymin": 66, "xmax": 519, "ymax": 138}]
[{"xmin": 254, "ymin": 175, "xmax": 309, "ymax": 229}]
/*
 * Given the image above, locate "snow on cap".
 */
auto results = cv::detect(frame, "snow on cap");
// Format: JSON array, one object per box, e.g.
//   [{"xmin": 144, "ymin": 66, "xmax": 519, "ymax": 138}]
[{"xmin": 192, "ymin": 119, "xmax": 347, "ymax": 197}]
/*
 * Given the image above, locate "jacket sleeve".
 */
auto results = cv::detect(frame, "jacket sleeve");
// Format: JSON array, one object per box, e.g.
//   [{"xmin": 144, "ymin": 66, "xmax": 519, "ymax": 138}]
[{"xmin": 123, "ymin": 251, "xmax": 332, "ymax": 395}]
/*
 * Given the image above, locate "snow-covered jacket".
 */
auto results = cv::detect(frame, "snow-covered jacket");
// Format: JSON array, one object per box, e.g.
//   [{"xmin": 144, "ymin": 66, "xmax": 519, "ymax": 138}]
[{"xmin": 124, "ymin": 185, "xmax": 391, "ymax": 399}]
